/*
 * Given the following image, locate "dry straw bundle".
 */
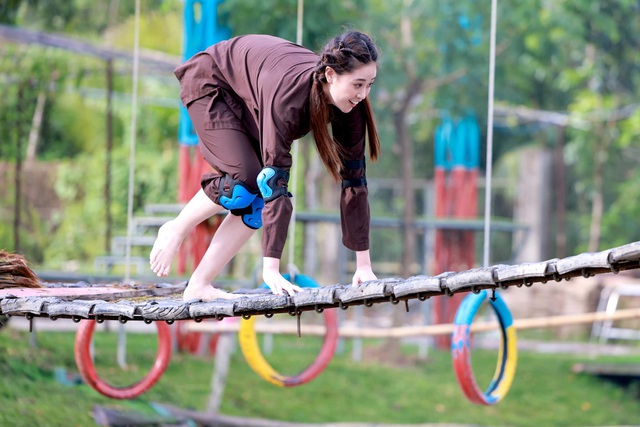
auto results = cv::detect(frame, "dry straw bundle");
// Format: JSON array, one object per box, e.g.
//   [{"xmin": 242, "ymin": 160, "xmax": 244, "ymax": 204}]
[{"xmin": 0, "ymin": 251, "xmax": 41, "ymax": 289}]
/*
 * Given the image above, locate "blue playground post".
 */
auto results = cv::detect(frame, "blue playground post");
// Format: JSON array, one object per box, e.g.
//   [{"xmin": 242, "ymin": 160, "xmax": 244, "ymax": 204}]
[{"xmin": 178, "ymin": 0, "xmax": 231, "ymax": 145}]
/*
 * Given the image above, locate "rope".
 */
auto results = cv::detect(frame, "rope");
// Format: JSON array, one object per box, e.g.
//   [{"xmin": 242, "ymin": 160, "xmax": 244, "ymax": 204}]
[
  {"xmin": 482, "ymin": 0, "xmax": 498, "ymax": 268},
  {"xmin": 296, "ymin": 0, "xmax": 304, "ymax": 46},
  {"xmin": 124, "ymin": 0, "xmax": 141, "ymax": 283},
  {"xmin": 119, "ymin": 0, "xmax": 141, "ymax": 370},
  {"xmin": 286, "ymin": 0, "xmax": 304, "ymax": 278}
]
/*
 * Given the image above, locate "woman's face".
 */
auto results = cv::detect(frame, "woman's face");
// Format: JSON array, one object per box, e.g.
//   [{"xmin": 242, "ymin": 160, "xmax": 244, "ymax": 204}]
[{"xmin": 324, "ymin": 62, "xmax": 377, "ymax": 113}]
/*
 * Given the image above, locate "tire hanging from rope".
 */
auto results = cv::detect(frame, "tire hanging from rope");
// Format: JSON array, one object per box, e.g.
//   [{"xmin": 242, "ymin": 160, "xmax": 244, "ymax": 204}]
[
  {"xmin": 236, "ymin": 0, "xmax": 338, "ymax": 388},
  {"xmin": 451, "ymin": 290, "xmax": 517, "ymax": 405},
  {"xmin": 450, "ymin": 0, "xmax": 513, "ymax": 405},
  {"xmin": 238, "ymin": 274, "xmax": 339, "ymax": 387},
  {"xmin": 74, "ymin": 320, "xmax": 172, "ymax": 399}
]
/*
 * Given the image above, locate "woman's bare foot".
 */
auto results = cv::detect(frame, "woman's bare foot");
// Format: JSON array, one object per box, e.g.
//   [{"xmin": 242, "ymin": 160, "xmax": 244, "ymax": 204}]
[
  {"xmin": 183, "ymin": 282, "xmax": 242, "ymax": 302},
  {"xmin": 150, "ymin": 220, "xmax": 187, "ymax": 277}
]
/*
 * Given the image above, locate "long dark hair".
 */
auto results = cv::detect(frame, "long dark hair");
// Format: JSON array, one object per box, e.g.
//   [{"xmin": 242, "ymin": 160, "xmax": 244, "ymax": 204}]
[{"xmin": 310, "ymin": 30, "xmax": 381, "ymax": 181}]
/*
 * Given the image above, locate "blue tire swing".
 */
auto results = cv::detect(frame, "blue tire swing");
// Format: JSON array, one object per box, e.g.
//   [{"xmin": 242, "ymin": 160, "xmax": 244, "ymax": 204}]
[{"xmin": 451, "ymin": 290, "xmax": 518, "ymax": 405}]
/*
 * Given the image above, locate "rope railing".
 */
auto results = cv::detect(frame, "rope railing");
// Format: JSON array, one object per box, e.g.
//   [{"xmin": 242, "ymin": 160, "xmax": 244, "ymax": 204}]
[{"xmin": 0, "ymin": 241, "xmax": 638, "ymax": 323}]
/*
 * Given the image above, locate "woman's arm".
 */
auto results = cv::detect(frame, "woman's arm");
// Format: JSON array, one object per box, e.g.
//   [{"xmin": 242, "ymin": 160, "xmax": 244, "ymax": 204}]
[
  {"xmin": 352, "ymin": 249, "xmax": 377, "ymax": 285},
  {"xmin": 262, "ymin": 256, "xmax": 302, "ymax": 295}
]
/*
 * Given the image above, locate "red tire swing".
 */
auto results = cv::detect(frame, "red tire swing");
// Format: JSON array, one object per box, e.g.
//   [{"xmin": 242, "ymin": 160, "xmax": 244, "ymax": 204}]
[
  {"xmin": 451, "ymin": 290, "xmax": 518, "ymax": 405},
  {"xmin": 74, "ymin": 319, "xmax": 172, "ymax": 399},
  {"xmin": 238, "ymin": 274, "xmax": 339, "ymax": 387}
]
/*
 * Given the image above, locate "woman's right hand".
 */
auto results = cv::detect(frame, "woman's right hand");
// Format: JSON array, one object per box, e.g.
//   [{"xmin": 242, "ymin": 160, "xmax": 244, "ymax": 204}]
[{"xmin": 262, "ymin": 257, "xmax": 302, "ymax": 295}]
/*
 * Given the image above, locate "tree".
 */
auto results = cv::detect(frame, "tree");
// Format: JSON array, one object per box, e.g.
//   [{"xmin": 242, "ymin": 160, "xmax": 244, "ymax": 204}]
[
  {"xmin": 493, "ymin": 0, "xmax": 640, "ymax": 254},
  {"xmin": 359, "ymin": 0, "xmax": 491, "ymax": 276}
]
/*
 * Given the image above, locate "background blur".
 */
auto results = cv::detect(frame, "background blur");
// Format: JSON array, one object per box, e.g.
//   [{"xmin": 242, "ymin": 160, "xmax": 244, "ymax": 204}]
[
  {"xmin": 1, "ymin": 0, "xmax": 639, "ymax": 287},
  {"xmin": 2, "ymin": 2, "xmax": 640, "ymax": 426}
]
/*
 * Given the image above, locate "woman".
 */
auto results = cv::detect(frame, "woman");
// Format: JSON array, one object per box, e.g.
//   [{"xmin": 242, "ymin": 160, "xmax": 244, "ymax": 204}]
[{"xmin": 150, "ymin": 30, "xmax": 381, "ymax": 301}]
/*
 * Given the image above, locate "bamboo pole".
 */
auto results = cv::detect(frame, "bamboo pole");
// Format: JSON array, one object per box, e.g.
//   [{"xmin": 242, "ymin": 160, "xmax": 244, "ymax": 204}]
[{"xmin": 186, "ymin": 308, "xmax": 640, "ymax": 338}]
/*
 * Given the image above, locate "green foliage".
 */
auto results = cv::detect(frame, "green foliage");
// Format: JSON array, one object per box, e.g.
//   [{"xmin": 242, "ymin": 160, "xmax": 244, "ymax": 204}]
[
  {"xmin": 103, "ymin": 2, "xmax": 183, "ymax": 56},
  {"xmin": 43, "ymin": 144, "xmax": 177, "ymax": 267},
  {"xmin": 0, "ymin": 0, "xmax": 29, "ymax": 24},
  {"xmin": 0, "ymin": 44, "xmax": 70, "ymax": 160},
  {"xmin": 41, "ymin": 93, "xmax": 106, "ymax": 158},
  {"xmin": 14, "ymin": 0, "xmax": 170, "ymax": 37},
  {"xmin": 221, "ymin": 0, "xmax": 365, "ymax": 50}
]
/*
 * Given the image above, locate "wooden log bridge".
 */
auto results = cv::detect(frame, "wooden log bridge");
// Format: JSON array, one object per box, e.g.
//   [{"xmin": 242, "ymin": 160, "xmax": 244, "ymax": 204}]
[{"xmin": 1, "ymin": 241, "xmax": 639, "ymax": 324}]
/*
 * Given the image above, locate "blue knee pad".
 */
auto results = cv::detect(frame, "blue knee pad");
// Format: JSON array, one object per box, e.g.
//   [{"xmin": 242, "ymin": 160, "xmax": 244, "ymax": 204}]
[
  {"xmin": 219, "ymin": 176, "xmax": 257, "ymax": 210},
  {"xmin": 257, "ymin": 166, "xmax": 292, "ymax": 202},
  {"xmin": 229, "ymin": 196, "xmax": 263, "ymax": 229},
  {"xmin": 238, "ymin": 196, "xmax": 264, "ymax": 229},
  {"xmin": 218, "ymin": 176, "xmax": 263, "ymax": 229}
]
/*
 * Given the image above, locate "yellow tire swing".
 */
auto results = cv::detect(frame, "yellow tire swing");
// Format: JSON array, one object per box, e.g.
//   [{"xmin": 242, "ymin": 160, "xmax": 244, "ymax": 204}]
[{"xmin": 238, "ymin": 274, "xmax": 339, "ymax": 387}]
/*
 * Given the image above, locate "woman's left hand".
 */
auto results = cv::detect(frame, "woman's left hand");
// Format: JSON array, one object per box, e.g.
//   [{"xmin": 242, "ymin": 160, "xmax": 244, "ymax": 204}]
[
  {"xmin": 352, "ymin": 266, "xmax": 377, "ymax": 286},
  {"xmin": 352, "ymin": 249, "xmax": 377, "ymax": 285},
  {"xmin": 262, "ymin": 257, "xmax": 302, "ymax": 296}
]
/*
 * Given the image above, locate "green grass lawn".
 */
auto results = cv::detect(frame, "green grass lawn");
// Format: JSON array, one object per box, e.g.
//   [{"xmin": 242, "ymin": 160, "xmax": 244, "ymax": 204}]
[{"xmin": 2, "ymin": 319, "xmax": 640, "ymax": 427}]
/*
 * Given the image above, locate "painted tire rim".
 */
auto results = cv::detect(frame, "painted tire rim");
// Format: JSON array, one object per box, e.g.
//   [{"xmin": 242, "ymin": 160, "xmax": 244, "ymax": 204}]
[{"xmin": 451, "ymin": 290, "xmax": 517, "ymax": 405}]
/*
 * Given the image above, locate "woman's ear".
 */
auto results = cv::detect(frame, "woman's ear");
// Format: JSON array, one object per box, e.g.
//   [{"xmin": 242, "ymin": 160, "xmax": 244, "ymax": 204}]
[{"xmin": 325, "ymin": 66, "xmax": 335, "ymax": 83}]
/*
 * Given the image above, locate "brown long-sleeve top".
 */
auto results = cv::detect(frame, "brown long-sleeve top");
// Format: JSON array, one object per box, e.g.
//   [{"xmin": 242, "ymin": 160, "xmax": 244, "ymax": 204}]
[{"xmin": 174, "ymin": 34, "xmax": 370, "ymax": 259}]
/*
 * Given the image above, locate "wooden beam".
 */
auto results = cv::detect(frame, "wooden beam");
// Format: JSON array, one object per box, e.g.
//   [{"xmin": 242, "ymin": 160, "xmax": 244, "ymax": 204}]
[
  {"xmin": 0, "ymin": 24, "xmax": 180, "ymax": 72},
  {"xmin": 157, "ymin": 404, "xmax": 474, "ymax": 427},
  {"xmin": 573, "ymin": 363, "xmax": 640, "ymax": 377},
  {"xmin": 187, "ymin": 308, "xmax": 640, "ymax": 338}
]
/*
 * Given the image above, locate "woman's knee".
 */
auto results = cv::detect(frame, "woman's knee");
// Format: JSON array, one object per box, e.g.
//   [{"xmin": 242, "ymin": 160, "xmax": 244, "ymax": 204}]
[{"xmin": 230, "ymin": 166, "xmax": 262, "ymax": 191}]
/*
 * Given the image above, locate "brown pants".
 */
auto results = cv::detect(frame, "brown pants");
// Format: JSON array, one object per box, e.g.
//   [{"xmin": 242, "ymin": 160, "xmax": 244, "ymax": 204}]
[{"xmin": 187, "ymin": 95, "xmax": 262, "ymax": 204}]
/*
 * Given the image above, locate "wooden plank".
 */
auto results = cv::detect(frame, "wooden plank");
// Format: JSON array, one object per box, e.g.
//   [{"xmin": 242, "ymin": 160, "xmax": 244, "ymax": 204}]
[
  {"xmin": 92, "ymin": 405, "xmax": 183, "ymax": 427},
  {"xmin": 609, "ymin": 241, "xmax": 640, "ymax": 263},
  {"xmin": 189, "ymin": 300, "xmax": 236, "ymax": 319},
  {"xmin": 335, "ymin": 279, "xmax": 396, "ymax": 304},
  {"xmin": 555, "ymin": 250, "xmax": 611, "ymax": 275},
  {"xmin": 292, "ymin": 285, "xmax": 339, "ymax": 307},
  {"xmin": 233, "ymin": 294, "xmax": 289, "ymax": 315},
  {"xmin": 573, "ymin": 363, "xmax": 640, "ymax": 377},
  {"xmin": 392, "ymin": 275, "xmax": 442, "ymax": 298},
  {"xmin": 442, "ymin": 267, "xmax": 499, "ymax": 293},
  {"xmin": 157, "ymin": 403, "xmax": 476, "ymax": 427},
  {"xmin": 1, "ymin": 297, "xmax": 58, "ymax": 315},
  {"xmin": 46, "ymin": 300, "xmax": 94, "ymax": 318},
  {"xmin": 0, "ymin": 284, "xmax": 184, "ymax": 300},
  {"xmin": 92, "ymin": 301, "xmax": 138, "ymax": 319},
  {"xmin": 140, "ymin": 300, "xmax": 191, "ymax": 321},
  {"xmin": 494, "ymin": 261, "xmax": 551, "ymax": 282}
]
